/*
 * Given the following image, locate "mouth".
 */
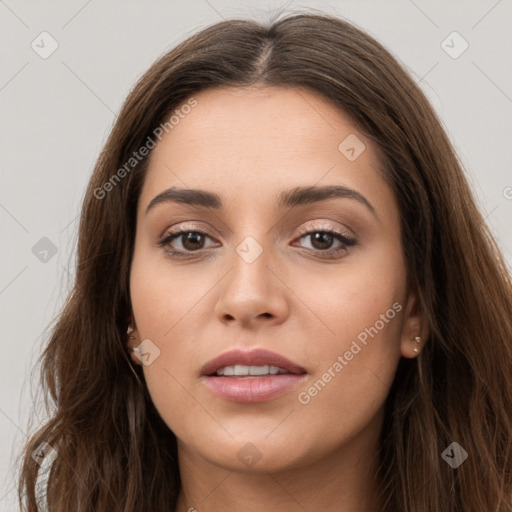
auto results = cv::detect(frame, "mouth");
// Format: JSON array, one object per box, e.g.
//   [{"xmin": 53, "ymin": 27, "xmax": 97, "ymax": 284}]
[
  {"xmin": 200, "ymin": 349, "xmax": 307, "ymax": 403},
  {"xmin": 215, "ymin": 365, "xmax": 293, "ymax": 376}
]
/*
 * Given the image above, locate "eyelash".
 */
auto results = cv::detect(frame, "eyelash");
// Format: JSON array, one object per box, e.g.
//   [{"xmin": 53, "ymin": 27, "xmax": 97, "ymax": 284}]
[{"xmin": 157, "ymin": 223, "xmax": 356, "ymax": 259}]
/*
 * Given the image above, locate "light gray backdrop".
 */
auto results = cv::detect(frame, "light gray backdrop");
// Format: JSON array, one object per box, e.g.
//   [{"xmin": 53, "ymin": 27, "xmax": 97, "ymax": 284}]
[{"xmin": 1, "ymin": 1, "xmax": 511, "ymax": 509}]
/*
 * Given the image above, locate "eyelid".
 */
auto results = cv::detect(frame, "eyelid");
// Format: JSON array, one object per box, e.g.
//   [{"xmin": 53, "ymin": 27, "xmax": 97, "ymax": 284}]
[
  {"xmin": 159, "ymin": 220, "xmax": 354, "ymax": 243},
  {"xmin": 157, "ymin": 219, "xmax": 358, "ymax": 262},
  {"xmin": 295, "ymin": 220, "xmax": 355, "ymax": 239},
  {"xmin": 158, "ymin": 222, "xmax": 217, "ymax": 243}
]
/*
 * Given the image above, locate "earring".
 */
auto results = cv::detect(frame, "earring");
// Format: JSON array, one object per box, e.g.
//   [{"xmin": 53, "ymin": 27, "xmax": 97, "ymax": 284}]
[
  {"xmin": 125, "ymin": 323, "xmax": 143, "ymax": 385},
  {"xmin": 413, "ymin": 336, "xmax": 421, "ymax": 353}
]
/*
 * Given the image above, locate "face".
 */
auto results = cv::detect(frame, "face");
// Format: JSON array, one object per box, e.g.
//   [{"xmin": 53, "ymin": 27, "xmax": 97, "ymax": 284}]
[{"xmin": 128, "ymin": 85, "xmax": 425, "ymax": 473}]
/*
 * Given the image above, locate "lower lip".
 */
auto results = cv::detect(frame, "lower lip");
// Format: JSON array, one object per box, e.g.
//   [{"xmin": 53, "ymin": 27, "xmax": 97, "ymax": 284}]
[{"xmin": 202, "ymin": 374, "xmax": 307, "ymax": 403}]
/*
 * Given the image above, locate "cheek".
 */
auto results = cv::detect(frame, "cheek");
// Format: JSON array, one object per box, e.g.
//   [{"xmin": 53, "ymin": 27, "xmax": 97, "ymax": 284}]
[
  {"xmin": 129, "ymin": 243, "xmax": 219, "ymax": 338},
  {"xmin": 292, "ymin": 247, "xmax": 406, "ymax": 363},
  {"xmin": 129, "ymin": 248, "xmax": 222, "ymax": 438},
  {"xmin": 290, "ymin": 249, "xmax": 405, "ymax": 426}
]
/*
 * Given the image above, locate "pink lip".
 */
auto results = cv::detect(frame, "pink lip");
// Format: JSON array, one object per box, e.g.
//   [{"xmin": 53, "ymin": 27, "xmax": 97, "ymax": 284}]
[
  {"xmin": 200, "ymin": 349, "xmax": 307, "ymax": 403},
  {"xmin": 200, "ymin": 348, "xmax": 306, "ymax": 376}
]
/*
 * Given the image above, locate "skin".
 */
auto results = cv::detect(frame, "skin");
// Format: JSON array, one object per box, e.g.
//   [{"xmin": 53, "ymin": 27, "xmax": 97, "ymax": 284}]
[{"xmin": 128, "ymin": 85, "xmax": 428, "ymax": 512}]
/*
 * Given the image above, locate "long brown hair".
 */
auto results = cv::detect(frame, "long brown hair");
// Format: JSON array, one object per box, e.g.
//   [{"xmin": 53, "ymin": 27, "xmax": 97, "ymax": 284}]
[{"xmin": 17, "ymin": 10, "xmax": 512, "ymax": 512}]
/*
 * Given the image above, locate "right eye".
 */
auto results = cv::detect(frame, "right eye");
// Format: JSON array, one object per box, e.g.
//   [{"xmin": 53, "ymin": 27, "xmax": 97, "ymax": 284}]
[{"xmin": 158, "ymin": 228, "xmax": 219, "ymax": 257}]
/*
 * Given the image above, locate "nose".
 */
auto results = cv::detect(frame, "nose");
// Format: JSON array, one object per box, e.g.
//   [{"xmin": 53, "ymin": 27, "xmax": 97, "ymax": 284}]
[{"xmin": 214, "ymin": 238, "xmax": 290, "ymax": 329}]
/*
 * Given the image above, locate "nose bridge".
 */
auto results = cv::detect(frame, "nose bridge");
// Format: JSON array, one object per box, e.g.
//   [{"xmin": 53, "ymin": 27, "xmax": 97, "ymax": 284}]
[
  {"xmin": 223, "ymin": 198, "xmax": 275, "ymax": 281},
  {"xmin": 214, "ymin": 230, "xmax": 288, "ymax": 325},
  {"xmin": 227, "ymin": 232, "xmax": 272, "ymax": 299}
]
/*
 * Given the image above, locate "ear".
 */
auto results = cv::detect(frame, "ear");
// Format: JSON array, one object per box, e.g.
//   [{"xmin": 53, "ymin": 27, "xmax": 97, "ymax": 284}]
[
  {"xmin": 400, "ymin": 289, "xmax": 429, "ymax": 359},
  {"xmin": 126, "ymin": 315, "xmax": 143, "ymax": 366}
]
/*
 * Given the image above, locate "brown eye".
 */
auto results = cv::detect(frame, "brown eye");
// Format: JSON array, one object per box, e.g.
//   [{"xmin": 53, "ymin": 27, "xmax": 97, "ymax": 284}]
[
  {"xmin": 158, "ymin": 229, "xmax": 217, "ymax": 257},
  {"xmin": 309, "ymin": 232, "xmax": 336, "ymax": 250},
  {"xmin": 294, "ymin": 228, "xmax": 356, "ymax": 258},
  {"xmin": 180, "ymin": 232, "xmax": 207, "ymax": 251}
]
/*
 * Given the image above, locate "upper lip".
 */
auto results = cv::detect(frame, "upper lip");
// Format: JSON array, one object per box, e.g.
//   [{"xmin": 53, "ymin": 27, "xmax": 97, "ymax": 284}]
[{"xmin": 200, "ymin": 348, "xmax": 307, "ymax": 376}]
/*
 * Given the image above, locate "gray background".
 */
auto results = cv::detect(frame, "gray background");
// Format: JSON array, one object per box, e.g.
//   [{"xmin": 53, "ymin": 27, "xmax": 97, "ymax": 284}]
[{"xmin": 1, "ymin": 0, "xmax": 511, "ymax": 509}]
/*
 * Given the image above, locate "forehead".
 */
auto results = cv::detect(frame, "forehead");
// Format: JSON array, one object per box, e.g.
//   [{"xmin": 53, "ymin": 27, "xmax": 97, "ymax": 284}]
[
  {"xmin": 153, "ymin": 85, "xmax": 367, "ymax": 159},
  {"xmin": 139, "ymin": 85, "xmax": 390, "ymax": 213}
]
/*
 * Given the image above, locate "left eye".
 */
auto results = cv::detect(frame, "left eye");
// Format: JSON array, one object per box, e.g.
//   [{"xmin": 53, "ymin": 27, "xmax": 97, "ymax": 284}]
[{"xmin": 294, "ymin": 230, "xmax": 356, "ymax": 254}]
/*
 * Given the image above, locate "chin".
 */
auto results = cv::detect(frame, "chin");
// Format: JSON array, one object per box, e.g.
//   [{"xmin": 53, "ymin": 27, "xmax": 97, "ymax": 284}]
[{"xmin": 205, "ymin": 441, "xmax": 308, "ymax": 474}]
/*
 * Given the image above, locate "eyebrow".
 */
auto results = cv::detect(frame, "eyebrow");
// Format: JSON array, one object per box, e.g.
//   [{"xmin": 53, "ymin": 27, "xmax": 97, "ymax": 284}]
[{"xmin": 145, "ymin": 185, "xmax": 376, "ymax": 216}]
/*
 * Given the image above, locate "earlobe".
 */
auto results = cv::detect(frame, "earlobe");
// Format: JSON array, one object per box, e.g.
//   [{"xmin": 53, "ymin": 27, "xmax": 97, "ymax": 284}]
[
  {"xmin": 126, "ymin": 319, "xmax": 142, "ymax": 366},
  {"xmin": 401, "ymin": 335, "xmax": 424, "ymax": 359},
  {"xmin": 399, "ymin": 290, "xmax": 429, "ymax": 359}
]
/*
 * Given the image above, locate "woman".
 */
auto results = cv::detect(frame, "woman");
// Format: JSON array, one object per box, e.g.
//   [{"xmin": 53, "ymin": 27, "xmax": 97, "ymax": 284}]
[{"xmin": 17, "ymin": 11, "xmax": 512, "ymax": 512}]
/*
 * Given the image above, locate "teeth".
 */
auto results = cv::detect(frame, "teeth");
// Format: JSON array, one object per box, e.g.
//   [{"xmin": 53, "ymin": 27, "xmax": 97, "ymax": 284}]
[
  {"xmin": 216, "ymin": 365, "xmax": 290, "ymax": 376},
  {"xmin": 234, "ymin": 364, "xmax": 249, "ymax": 375}
]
